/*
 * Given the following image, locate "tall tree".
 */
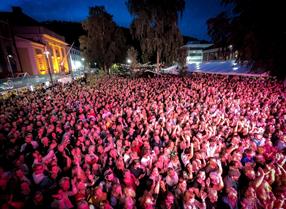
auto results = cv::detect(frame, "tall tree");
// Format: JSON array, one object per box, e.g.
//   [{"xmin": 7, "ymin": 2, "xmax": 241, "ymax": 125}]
[
  {"xmin": 207, "ymin": 12, "xmax": 231, "ymax": 50},
  {"xmin": 208, "ymin": 0, "xmax": 286, "ymax": 79},
  {"xmin": 81, "ymin": 6, "xmax": 126, "ymax": 72},
  {"xmin": 127, "ymin": 47, "xmax": 138, "ymax": 69},
  {"xmin": 127, "ymin": 0, "xmax": 185, "ymax": 71},
  {"xmin": 177, "ymin": 47, "xmax": 188, "ymax": 74}
]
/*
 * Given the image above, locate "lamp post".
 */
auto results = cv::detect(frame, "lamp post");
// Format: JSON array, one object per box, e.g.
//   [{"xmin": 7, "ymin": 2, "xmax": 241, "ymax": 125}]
[
  {"xmin": 44, "ymin": 50, "xmax": 53, "ymax": 85},
  {"xmin": 229, "ymin": 45, "xmax": 233, "ymax": 60},
  {"xmin": 7, "ymin": 55, "xmax": 14, "ymax": 79}
]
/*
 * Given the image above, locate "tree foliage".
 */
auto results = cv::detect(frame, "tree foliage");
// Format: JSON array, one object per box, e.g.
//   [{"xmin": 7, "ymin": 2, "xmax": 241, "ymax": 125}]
[
  {"xmin": 207, "ymin": 12, "xmax": 231, "ymax": 49},
  {"xmin": 208, "ymin": 0, "xmax": 286, "ymax": 79},
  {"xmin": 127, "ymin": 47, "xmax": 138, "ymax": 69},
  {"xmin": 177, "ymin": 47, "xmax": 188, "ymax": 76},
  {"xmin": 177, "ymin": 47, "xmax": 187, "ymax": 67},
  {"xmin": 127, "ymin": 0, "xmax": 185, "ymax": 71},
  {"xmin": 80, "ymin": 6, "xmax": 126, "ymax": 71}
]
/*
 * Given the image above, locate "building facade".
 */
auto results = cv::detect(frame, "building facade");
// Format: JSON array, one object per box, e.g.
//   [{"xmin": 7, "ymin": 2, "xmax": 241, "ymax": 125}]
[
  {"xmin": 14, "ymin": 26, "xmax": 70, "ymax": 75},
  {"xmin": 182, "ymin": 42, "xmax": 213, "ymax": 64},
  {"xmin": 203, "ymin": 46, "xmax": 238, "ymax": 62},
  {"xmin": 69, "ymin": 46, "xmax": 84, "ymax": 75},
  {"xmin": 0, "ymin": 7, "xmax": 71, "ymax": 78}
]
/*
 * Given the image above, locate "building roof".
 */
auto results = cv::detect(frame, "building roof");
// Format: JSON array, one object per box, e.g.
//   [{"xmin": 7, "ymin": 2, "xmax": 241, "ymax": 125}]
[
  {"xmin": 15, "ymin": 35, "xmax": 45, "ymax": 46},
  {"xmin": 182, "ymin": 43, "xmax": 213, "ymax": 49},
  {"xmin": 14, "ymin": 26, "xmax": 66, "ymax": 43}
]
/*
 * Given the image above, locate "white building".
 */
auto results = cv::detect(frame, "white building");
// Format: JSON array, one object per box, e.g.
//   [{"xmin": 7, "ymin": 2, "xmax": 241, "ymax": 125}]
[
  {"xmin": 182, "ymin": 42, "xmax": 213, "ymax": 64},
  {"xmin": 69, "ymin": 47, "xmax": 84, "ymax": 77}
]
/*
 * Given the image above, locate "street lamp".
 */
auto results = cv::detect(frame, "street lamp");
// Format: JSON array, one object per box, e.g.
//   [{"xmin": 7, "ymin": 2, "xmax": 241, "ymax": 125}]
[
  {"xmin": 229, "ymin": 45, "xmax": 233, "ymax": 60},
  {"xmin": 127, "ymin": 58, "xmax": 131, "ymax": 64},
  {"xmin": 43, "ymin": 50, "xmax": 53, "ymax": 85},
  {"xmin": 7, "ymin": 55, "xmax": 14, "ymax": 79}
]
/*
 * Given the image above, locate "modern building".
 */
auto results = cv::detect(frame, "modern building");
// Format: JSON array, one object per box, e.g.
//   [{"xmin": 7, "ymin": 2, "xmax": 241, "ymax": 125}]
[
  {"xmin": 182, "ymin": 42, "xmax": 213, "ymax": 64},
  {"xmin": 0, "ymin": 7, "xmax": 71, "ymax": 77},
  {"xmin": 203, "ymin": 45, "xmax": 238, "ymax": 61}
]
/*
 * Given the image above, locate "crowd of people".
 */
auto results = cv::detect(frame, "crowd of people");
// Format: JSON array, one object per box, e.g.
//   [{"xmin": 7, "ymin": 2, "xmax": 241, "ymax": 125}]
[{"xmin": 0, "ymin": 74, "xmax": 285, "ymax": 209}]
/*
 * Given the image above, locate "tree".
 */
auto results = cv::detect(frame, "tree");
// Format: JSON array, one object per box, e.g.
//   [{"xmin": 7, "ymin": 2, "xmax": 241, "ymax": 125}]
[
  {"xmin": 207, "ymin": 12, "xmax": 231, "ymax": 59},
  {"xmin": 177, "ymin": 47, "xmax": 188, "ymax": 75},
  {"xmin": 80, "ymin": 6, "xmax": 126, "ymax": 72},
  {"xmin": 208, "ymin": 0, "xmax": 286, "ymax": 79},
  {"xmin": 127, "ymin": 47, "xmax": 138, "ymax": 69},
  {"xmin": 127, "ymin": 0, "xmax": 185, "ymax": 72}
]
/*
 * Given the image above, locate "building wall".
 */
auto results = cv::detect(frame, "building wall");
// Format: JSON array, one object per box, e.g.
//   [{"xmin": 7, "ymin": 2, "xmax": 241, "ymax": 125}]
[
  {"xmin": 17, "ymin": 47, "xmax": 34, "ymax": 75},
  {"xmin": 70, "ymin": 47, "xmax": 84, "ymax": 73},
  {"xmin": 183, "ymin": 43, "xmax": 213, "ymax": 65},
  {"xmin": 186, "ymin": 49, "xmax": 203, "ymax": 64}
]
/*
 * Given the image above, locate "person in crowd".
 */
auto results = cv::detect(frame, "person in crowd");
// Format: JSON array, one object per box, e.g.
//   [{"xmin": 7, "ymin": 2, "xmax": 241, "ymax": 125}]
[{"xmin": 0, "ymin": 74, "xmax": 285, "ymax": 208}]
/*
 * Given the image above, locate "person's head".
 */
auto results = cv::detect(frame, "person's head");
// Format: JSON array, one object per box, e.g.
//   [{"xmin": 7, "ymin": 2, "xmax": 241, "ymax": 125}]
[
  {"xmin": 255, "ymin": 154, "xmax": 265, "ymax": 164},
  {"xmin": 97, "ymin": 145, "xmax": 104, "ymax": 154},
  {"xmin": 197, "ymin": 171, "xmax": 206, "ymax": 183},
  {"xmin": 178, "ymin": 179, "xmax": 187, "ymax": 192},
  {"xmin": 165, "ymin": 192, "xmax": 174, "ymax": 208},
  {"xmin": 112, "ymin": 184, "xmax": 122, "ymax": 196},
  {"xmin": 105, "ymin": 170, "xmax": 115, "ymax": 182},
  {"xmin": 229, "ymin": 169, "xmax": 240, "ymax": 181},
  {"xmin": 167, "ymin": 168, "xmax": 176, "ymax": 177},
  {"xmin": 116, "ymin": 158, "xmax": 125, "ymax": 170},
  {"xmin": 51, "ymin": 165, "xmax": 60, "ymax": 176},
  {"xmin": 153, "ymin": 146, "xmax": 160, "ymax": 155},
  {"xmin": 16, "ymin": 167, "xmax": 25, "ymax": 178},
  {"xmin": 77, "ymin": 200, "xmax": 90, "ymax": 209},
  {"xmin": 226, "ymin": 187, "xmax": 237, "ymax": 202},
  {"xmin": 209, "ymin": 172, "xmax": 220, "ymax": 185},
  {"xmin": 184, "ymin": 190, "xmax": 195, "ymax": 202},
  {"xmin": 21, "ymin": 181, "xmax": 31, "ymax": 195},
  {"xmin": 186, "ymin": 163, "xmax": 192, "ymax": 172},
  {"xmin": 25, "ymin": 133, "xmax": 33, "ymax": 143},
  {"xmin": 151, "ymin": 167, "xmax": 159, "ymax": 177},
  {"xmin": 33, "ymin": 191, "xmax": 44, "ymax": 205},
  {"xmin": 109, "ymin": 149, "xmax": 117, "ymax": 159},
  {"xmin": 209, "ymin": 158, "xmax": 217, "ymax": 167},
  {"xmin": 245, "ymin": 149, "xmax": 255, "ymax": 158},
  {"xmin": 33, "ymin": 163, "xmax": 44, "ymax": 175},
  {"xmin": 244, "ymin": 166, "xmax": 255, "ymax": 180},
  {"xmin": 245, "ymin": 186, "xmax": 256, "ymax": 198},
  {"xmin": 41, "ymin": 137, "xmax": 49, "ymax": 146},
  {"xmin": 143, "ymin": 194, "xmax": 155, "ymax": 209},
  {"xmin": 59, "ymin": 177, "xmax": 70, "ymax": 191},
  {"xmin": 124, "ymin": 196, "xmax": 134, "ymax": 209},
  {"xmin": 208, "ymin": 188, "xmax": 218, "ymax": 203}
]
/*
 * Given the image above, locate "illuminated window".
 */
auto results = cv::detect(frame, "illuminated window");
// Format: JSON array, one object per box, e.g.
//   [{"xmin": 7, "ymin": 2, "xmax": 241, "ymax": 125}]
[{"xmin": 34, "ymin": 48, "xmax": 47, "ymax": 75}]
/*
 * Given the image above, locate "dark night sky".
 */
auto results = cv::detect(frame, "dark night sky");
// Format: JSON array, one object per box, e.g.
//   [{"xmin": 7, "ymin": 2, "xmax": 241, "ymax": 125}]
[{"xmin": 0, "ymin": 0, "xmax": 229, "ymax": 40}]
